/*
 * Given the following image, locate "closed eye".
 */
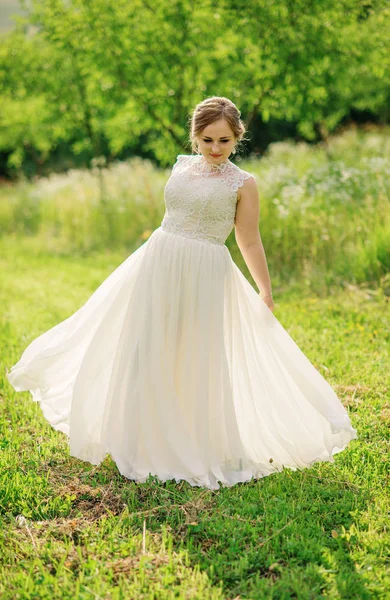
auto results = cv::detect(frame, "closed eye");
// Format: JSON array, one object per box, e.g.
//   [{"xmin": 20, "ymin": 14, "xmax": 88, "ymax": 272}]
[{"xmin": 202, "ymin": 139, "xmax": 230, "ymax": 143}]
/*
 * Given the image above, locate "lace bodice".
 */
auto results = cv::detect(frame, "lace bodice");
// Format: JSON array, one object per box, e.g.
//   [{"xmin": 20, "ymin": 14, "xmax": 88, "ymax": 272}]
[{"xmin": 160, "ymin": 154, "xmax": 256, "ymax": 245}]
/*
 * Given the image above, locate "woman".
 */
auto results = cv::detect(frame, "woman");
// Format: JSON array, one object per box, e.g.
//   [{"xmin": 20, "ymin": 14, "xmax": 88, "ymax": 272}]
[{"xmin": 6, "ymin": 96, "xmax": 358, "ymax": 490}]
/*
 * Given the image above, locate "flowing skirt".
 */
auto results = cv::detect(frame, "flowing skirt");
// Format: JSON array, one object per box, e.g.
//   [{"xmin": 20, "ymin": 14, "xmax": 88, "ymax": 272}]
[{"xmin": 6, "ymin": 226, "xmax": 358, "ymax": 489}]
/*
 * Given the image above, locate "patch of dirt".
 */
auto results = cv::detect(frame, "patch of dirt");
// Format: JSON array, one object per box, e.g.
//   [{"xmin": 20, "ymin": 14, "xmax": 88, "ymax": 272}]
[
  {"xmin": 105, "ymin": 532, "xmax": 172, "ymax": 583},
  {"xmin": 55, "ymin": 478, "xmax": 127, "ymax": 521},
  {"xmin": 333, "ymin": 384, "xmax": 371, "ymax": 410},
  {"xmin": 379, "ymin": 403, "xmax": 390, "ymax": 426}
]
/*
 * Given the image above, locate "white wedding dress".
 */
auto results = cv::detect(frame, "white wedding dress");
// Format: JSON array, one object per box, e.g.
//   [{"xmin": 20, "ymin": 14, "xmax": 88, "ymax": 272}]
[{"xmin": 6, "ymin": 153, "xmax": 358, "ymax": 490}]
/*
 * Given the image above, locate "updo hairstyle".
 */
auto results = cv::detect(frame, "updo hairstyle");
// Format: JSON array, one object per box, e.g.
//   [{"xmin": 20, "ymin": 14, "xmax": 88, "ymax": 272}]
[{"xmin": 189, "ymin": 96, "xmax": 247, "ymax": 155}]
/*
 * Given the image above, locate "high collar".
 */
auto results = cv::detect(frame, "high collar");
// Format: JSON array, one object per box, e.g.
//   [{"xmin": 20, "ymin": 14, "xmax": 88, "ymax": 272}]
[{"xmin": 198, "ymin": 154, "xmax": 230, "ymax": 172}]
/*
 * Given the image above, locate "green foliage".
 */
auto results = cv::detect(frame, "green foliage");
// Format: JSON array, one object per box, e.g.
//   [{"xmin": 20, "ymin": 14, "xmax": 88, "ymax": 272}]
[
  {"xmin": 0, "ymin": 0, "xmax": 389, "ymax": 176},
  {"xmin": 0, "ymin": 127, "xmax": 389, "ymax": 295}
]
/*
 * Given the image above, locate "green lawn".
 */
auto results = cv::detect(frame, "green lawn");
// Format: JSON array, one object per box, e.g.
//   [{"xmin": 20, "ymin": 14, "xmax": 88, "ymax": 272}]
[{"xmin": 1, "ymin": 236, "xmax": 389, "ymax": 599}]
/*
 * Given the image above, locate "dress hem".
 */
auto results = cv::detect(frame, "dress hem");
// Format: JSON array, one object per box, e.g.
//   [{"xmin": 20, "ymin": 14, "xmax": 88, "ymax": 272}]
[{"xmin": 66, "ymin": 427, "xmax": 358, "ymax": 491}]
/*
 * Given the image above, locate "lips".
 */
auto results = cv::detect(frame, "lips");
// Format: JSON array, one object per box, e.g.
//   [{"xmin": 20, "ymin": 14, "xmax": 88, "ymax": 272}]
[{"xmin": 210, "ymin": 154, "xmax": 222, "ymax": 157}]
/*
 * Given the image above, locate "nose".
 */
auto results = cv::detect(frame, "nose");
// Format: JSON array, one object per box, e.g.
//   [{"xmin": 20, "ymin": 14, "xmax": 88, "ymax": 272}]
[{"xmin": 211, "ymin": 144, "xmax": 221, "ymax": 153}]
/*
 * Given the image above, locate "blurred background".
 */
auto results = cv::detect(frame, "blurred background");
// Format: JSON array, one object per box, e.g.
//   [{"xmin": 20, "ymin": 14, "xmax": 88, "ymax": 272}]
[
  {"xmin": 1, "ymin": 7, "xmax": 389, "ymax": 597},
  {"xmin": 0, "ymin": 0, "xmax": 389, "ymax": 294}
]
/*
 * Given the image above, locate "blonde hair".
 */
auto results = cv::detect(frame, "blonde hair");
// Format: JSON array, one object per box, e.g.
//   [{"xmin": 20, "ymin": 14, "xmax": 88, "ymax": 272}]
[{"xmin": 188, "ymin": 96, "xmax": 248, "ymax": 154}]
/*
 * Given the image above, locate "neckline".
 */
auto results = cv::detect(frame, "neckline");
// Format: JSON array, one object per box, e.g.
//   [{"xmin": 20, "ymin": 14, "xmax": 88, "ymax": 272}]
[{"xmin": 197, "ymin": 154, "xmax": 231, "ymax": 173}]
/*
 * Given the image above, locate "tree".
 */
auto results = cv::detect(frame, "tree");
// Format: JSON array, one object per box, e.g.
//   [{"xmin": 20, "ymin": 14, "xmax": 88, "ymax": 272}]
[{"xmin": 0, "ymin": 0, "xmax": 388, "ymax": 177}]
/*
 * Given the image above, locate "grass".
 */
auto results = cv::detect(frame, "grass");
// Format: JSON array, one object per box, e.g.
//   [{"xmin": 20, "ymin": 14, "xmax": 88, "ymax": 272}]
[
  {"xmin": 1, "ymin": 234, "xmax": 389, "ymax": 599},
  {"xmin": 1, "ymin": 125, "xmax": 390, "ymax": 294}
]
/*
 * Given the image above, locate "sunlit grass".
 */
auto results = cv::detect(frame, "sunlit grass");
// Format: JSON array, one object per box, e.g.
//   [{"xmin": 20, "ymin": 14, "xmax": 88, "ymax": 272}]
[
  {"xmin": 1, "ymin": 127, "xmax": 389, "ymax": 597},
  {"xmin": 1, "ymin": 234, "xmax": 389, "ymax": 598},
  {"xmin": 1, "ymin": 126, "xmax": 389, "ymax": 296}
]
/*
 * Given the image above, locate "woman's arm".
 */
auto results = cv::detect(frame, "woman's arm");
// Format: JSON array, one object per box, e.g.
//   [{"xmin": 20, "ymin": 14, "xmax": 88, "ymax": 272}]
[{"xmin": 234, "ymin": 177, "xmax": 274, "ymax": 309}]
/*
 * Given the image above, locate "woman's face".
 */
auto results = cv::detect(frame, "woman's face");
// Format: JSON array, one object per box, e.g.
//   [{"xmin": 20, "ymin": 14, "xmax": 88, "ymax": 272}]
[{"xmin": 196, "ymin": 118, "xmax": 236, "ymax": 164}]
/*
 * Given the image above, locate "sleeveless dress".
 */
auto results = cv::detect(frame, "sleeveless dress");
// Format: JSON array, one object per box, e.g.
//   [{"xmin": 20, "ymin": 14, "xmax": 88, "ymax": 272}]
[{"xmin": 6, "ymin": 153, "xmax": 358, "ymax": 490}]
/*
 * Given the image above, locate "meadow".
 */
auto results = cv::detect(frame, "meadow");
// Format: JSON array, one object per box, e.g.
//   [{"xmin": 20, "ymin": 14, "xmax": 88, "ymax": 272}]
[
  {"xmin": 1, "ymin": 126, "xmax": 389, "ymax": 294},
  {"xmin": 0, "ymin": 127, "xmax": 389, "ymax": 598}
]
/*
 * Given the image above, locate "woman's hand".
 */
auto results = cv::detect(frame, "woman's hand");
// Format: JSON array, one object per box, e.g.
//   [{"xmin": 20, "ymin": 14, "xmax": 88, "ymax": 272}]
[{"xmin": 259, "ymin": 294, "xmax": 275, "ymax": 312}]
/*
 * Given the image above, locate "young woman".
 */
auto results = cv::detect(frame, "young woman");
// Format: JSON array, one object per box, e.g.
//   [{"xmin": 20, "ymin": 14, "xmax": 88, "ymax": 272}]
[{"xmin": 6, "ymin": 96, "xmax": 358, "ymax": 490}]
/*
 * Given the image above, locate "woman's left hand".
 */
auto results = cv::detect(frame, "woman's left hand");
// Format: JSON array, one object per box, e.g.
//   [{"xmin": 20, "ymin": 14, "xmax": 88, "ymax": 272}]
[{"xmin": 259, "ymin": 294, "xmax": 275, "ymax": 312}]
